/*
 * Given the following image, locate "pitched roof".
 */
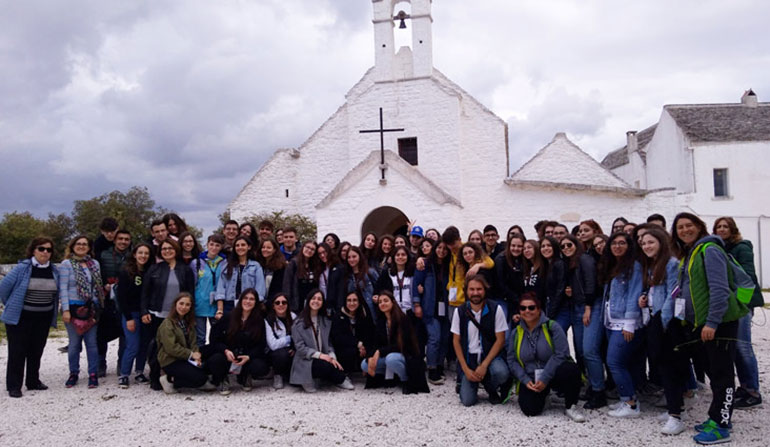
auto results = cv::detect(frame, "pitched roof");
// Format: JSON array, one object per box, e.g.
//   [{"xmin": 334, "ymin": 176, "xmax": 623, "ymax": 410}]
[
  {"xmin": 316, "ymin": 150, "xmax": 462, "ymax": 209},
  {"xmin": 601, "ymin": 124, "xmax": 657, "ymax": 169},
  {"xmin": 509, "ymin": 133, "xmax": 637, "ymax": 193},
  {"xmin": 664, "ymin": 103, "xmax": 770, "ymax": 142}
]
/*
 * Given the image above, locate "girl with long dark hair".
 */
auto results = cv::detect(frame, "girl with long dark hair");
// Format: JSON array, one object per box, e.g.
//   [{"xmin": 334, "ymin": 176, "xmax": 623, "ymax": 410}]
[
  {"xmin": 156, "ymin": 292, "xmax": 208, "ymax": 393},
  {"xmin": 282, "ymin": 240, "xmax": 321, "ymax": 313},
  {"xmin": 374, "ymin": 234, "xmax": 395, "ymax": 274},
  {"xmin": 264, "ymin": 293, "xmax": 295, "ymax": 389},
  {"xmin": 540, "ymin": 236, "xmax": 566, "ymax": 320},
  {"xmin": 522, "ymin": 239, "xmax": 546, "ymax": 308},
  {"xmin": 360, "ymin": 231, "xmax": 378, "ymax": 267},
  {"xmin": 116, "ymin": 243, "xmax": 153, "ymax": 388},
  {"xmin": 597, "ymin": 232, "xmax": 644, "ymax": 418},
  {"xmin": 317, "ymin": 242, "xmax": 342, "ymax": 300},
  {"xmin": 495, "ymin": 233, "xmax": 526, "ymax": 321},
  {"xmin": 216, "ymin": 235, "xmax": 266, "ymax": 313},
  {"xmin": 330, "ymin": 290, "xmax": 376, "ymax": 373},
  {"xmin": 290, "ymin": 290, "xmax": 353, "ymax": 392},
  {"xmin": 178, "ymin": 232, "xmax": 201, "ymax": 266},
  {"xmin": 257, "ymin": 237, "xmax": 287, "ymax": 304},
  {"xmin": 205, "ymin": 288, "xmax": 270, "ymax": 395}
]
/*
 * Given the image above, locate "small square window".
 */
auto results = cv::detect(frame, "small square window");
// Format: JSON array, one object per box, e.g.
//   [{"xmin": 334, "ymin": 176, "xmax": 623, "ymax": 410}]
[
  {"xmin": 713, "ymin": 168, "xmax": 728, "ymax": 197},
  {"xmin": 398, "ymin": 137, "xmax": 418, "ymax": 166}
]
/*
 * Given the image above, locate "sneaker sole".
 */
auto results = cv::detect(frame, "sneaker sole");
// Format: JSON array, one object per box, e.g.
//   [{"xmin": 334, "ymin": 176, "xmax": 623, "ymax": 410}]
[
  {"xmin": 734, "ymin": 403, "xmax": 762, "ymax": 410},
  {"xmin": 694, "ymin": 437, "xmax": 731, "ymax": 445}
]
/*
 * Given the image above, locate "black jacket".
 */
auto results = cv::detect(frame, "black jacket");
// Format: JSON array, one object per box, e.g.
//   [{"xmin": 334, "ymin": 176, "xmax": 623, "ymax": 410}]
[
  {"xmin": 117, "ymin": 268, "xmax": 145, "ymax": 320},
  {"xmin": 494, "ymin": 252, "xmax": 524, "ymax": 308},
  {"xmin": 330, "ymin": 309, "xmax": 376, "ymax": 358},
  {"xmin": 206, "ymin": 313, "xmax": 268, "ymax": 360},
  {"xmin": 140, "ymin": 261, "xmax": 196, "ymax": 316}
]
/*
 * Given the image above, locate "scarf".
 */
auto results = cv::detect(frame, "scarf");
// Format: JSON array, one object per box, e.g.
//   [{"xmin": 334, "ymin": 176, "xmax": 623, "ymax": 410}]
[{"xmin": 70, "ymin": 255, "xmax": 105, "ymax": 306}]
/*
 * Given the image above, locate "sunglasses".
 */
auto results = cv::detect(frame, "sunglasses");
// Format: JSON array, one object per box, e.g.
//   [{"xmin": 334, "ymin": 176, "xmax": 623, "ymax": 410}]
[
  {"xmin": 519, "ymin": 305, "xmax": 537, "ymax": 312},
  {"xmin": 36, "ymin": 246, "xmax": 53, "ymax": 253},
  {"xmin": 273, "ymin": 300, "xmax": 288, "ymax": 305},
  {"xmin": 560, "ymin": 243, "xmax": 574, "ymax": 249}
]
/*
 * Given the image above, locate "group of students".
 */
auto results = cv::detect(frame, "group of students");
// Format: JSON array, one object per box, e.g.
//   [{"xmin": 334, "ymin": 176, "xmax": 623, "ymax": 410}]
[{"xmin": 0, "ymin": 211, "xmax": 764, "ymax": 445}]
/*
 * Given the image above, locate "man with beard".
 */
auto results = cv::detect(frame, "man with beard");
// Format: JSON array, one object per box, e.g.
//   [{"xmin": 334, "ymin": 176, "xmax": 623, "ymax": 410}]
[{"xmin": 451, "ymin": 275, "xmax": 511, "ymax": 406}]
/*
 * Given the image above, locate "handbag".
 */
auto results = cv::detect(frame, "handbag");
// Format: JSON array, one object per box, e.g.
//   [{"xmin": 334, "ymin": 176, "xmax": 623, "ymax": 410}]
[{"xmin": 71, "ymin": 302, "xmax": 97, "ymax": 335}]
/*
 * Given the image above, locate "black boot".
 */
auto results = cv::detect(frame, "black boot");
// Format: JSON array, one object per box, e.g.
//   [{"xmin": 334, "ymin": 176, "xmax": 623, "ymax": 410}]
[
  {"xmin": 365, "ymin": 373, "xmax": 386, "ymax": 389},
  {"xmin": 583, "ymin": 389, "xmax": 607, "ymax": 409}
]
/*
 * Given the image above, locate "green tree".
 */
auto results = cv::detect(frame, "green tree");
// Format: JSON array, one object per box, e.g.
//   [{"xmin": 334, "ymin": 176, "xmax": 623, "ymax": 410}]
[
  {"xmin": 42, "ymin": 212, "xmax": 75, "ymax": 261},
  {"xmin": 0, "ymin": 212, "xmax": 46, "ymax": 263},
  {"xmin": 243, "ymin": 211, "xmax": 317, "ymax": 244},
  {"xmin": 72, "ymin": 186, "xmax": 159, "ymax": 242}
]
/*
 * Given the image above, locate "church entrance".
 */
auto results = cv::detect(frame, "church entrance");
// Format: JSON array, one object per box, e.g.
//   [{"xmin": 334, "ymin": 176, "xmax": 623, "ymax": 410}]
[{"xmin": 361, "ymin": 206, "xmax": 409, "ymax": 238}]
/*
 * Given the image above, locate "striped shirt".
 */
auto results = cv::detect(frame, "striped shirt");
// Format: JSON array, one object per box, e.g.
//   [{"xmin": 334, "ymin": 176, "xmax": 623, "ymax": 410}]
[{"xmin": 23, "ymin": 265, "xmax": 57, "ymax": 312}]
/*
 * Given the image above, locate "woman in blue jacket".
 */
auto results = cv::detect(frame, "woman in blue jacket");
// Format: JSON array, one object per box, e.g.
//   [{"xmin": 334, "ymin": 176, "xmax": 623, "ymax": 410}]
[
  {"xmin": 60, "ymin": 235, "xmax": 105, "ymax": 389},
  {"xmin": 216, "ymin": 235, "xmax": 266, "ymax": 313},
  {"xmin": 0, "ymin": 237, "xmax": 59, "ymax": 398},
  {"xmin": 599, "ymin": 232, "xmax": 644, "ymax": 418},
  {"xmin": 637, "ymin": 228, "xmax": 683, "ymax": 435}
]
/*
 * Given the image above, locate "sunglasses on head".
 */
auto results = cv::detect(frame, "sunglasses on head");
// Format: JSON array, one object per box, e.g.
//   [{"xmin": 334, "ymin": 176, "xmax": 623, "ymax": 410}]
[
  {"xmin": 36, "ymin": 246, "xmax": 53, "ymax": 253},
  {"xmin": 519, "ymin": 305, "xmax": 537, "ymax": 312},
  {"xmin": 560, "ymin": 242, "xmax": 574, "ymax": 249}
]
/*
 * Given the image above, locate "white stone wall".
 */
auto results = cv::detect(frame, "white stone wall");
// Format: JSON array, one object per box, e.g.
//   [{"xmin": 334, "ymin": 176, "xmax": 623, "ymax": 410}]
[
  {"xmin": 644, "ymin": 110, "xmax": 694, "ymax": 192},
  {"xmin": 610, "ymin": 151, "xmax": 647, "ymax": 189}
]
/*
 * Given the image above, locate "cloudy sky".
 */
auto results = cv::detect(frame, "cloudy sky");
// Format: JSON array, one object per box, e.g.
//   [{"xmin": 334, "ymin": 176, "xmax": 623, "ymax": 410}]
[{"xmin": 2, "ymin": 0, "xmax": 768, "ymax": 234}]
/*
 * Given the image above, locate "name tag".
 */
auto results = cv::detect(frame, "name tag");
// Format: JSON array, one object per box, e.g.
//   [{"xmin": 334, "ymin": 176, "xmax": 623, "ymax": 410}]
[
  {"xmin": 535, "ymin": 369, "xmax": 544, "ymax": 383},
  {"xmin": 448, "ymin": 287, "xmax": 458, "ymax": 303},
  {"xmin": 437, "ymin": 301, "xmax": 447, "ymax": 317},
  {"xmin": 675, "ymin": 298, "xmax": 685, "ymax": 320}
]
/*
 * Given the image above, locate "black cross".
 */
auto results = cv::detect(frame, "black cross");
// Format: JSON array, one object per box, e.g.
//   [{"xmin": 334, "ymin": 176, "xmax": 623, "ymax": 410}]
[{"xmin": 359, "ymin": 107, "xmax": 404, "ymax": 181}]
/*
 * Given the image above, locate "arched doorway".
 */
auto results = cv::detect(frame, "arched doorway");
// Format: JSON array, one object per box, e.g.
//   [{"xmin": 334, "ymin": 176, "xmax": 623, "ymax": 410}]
[{"xmin": 361, "ymin": 206, "xmax": 409, "ymax": 239}]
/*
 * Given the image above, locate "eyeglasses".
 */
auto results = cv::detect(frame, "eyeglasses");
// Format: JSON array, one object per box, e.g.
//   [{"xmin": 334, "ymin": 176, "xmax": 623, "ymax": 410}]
[
  {"xmin": 560, "ymin": 243, "xmax": 574, "ymax": 249},
  {"xmin": 161, "ymin": 247, "xmax": 175, "ymax": 252},
  {"xmin": 36, "ymin": 246, "xmax": 53, "ymax": 253},
  {"xmin": 610, "ymin": 241, "xmax": 628, "ymax": 247},
  {"xmin": 273, "ymin": 300, "xmax": 288, "ymax": 305},
  {"xmin": 519, "ymin": 305, "xmax": 537, "ymax": 312},
  {"xmin": 74, "ymin": 242, "xmax": 89, "ymax": 247}
]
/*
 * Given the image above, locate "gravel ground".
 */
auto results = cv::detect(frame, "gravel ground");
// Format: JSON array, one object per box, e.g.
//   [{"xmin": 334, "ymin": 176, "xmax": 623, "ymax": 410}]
[{"xmin": 2, "ymin": 305, "xmax": 769, "ymax": 446}]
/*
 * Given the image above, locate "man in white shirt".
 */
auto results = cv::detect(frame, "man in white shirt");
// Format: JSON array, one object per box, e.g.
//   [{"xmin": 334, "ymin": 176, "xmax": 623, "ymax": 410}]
[{"xmin": 451, "ymin": 275, "xmax": 511, "ymax": 406}]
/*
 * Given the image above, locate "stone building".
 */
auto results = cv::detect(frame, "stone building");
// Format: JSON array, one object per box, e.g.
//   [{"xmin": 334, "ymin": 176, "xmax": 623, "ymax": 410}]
[
  {"xmin": 229, "ymin": 0, "xmax": 672, "ymax": 242},
  {"xmin": 602, "ymin": 89, "xmax": 770, "ymax": 286}
]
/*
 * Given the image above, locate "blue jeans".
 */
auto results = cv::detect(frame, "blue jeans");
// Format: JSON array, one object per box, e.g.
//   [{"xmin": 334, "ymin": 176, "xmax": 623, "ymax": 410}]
[
  {"xmin": 120, "ymin": 313, "xmax": 147, "ymax": 378},
  {"xmin": 554, "ymin": 303, "xmax": 585, "ymax": 369},
  {"xmin": 459, "ymin": 356, "xmax": 510, "ymax": 407},
  {"xmin": 195, "ymin": 316, "xmax": 216, "ymax": 347},
  {"xmin": 606, "ymin": 329, "xmax": 643, "ymax": 401},
  {"xmin": 424, "ymin": 317, "xmax": 444, "ymax": 369},
  {"xmin": 65, "ymin": 322, "xmax": 99, "ymax": 375},
  {"xmin": 582, "ymin": 304, "xmax": 605, "ymax": 391},
  {"xmin": 735, "ymin": 310, "xmax": 759, "ymax": 391},
  {"xmin": 360, "ymin": 352, "xmax": 407, "ymax": 381}
]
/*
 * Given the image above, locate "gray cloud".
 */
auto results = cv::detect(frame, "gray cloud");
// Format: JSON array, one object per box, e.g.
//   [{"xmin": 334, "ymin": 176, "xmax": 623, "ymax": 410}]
[{"xmin": 1, "ymin": 0, "xmax": 769, "ymax": 235}]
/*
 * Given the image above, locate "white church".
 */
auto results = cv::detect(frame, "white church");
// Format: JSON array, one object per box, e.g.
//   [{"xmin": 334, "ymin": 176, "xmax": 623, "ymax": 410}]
[{"xmin": 229, "ymin": 0, "xmax": 770, "ymax": 287}]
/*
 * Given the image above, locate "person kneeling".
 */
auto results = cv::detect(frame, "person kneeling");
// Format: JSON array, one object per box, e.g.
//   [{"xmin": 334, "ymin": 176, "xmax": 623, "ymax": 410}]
[
  {"xmin": 290, "ymin": 289, "xmax": 354, "ymax": 392},
  {"xmin": 507, "ymin": 293, "xmax": 586, "ymax": 422},
  {"xmin": 362, "ymin": 290, "xmax": 428, "ymax": 394},
  {"xmin": 156, "ymin": 293, "xmax": 210, "ymax": 394},
  {"xmin": 451, "ymin": 275, "xmax": 511, "ymax": 406},
  {"xmin": 203, "ymin": 289, "xmax": 270, "ymax": 395}
]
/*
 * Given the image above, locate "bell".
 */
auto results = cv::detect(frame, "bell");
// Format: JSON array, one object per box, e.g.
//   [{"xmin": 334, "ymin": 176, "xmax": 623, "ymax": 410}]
[{"xmin": 396, "ymin": 10, "xmax": 408, "ymax": 29}]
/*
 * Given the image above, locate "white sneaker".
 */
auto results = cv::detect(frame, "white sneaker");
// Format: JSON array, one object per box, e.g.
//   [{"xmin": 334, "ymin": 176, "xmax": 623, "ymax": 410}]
[
  {"xmin": 159, "ymin": 375, "xmax": 177, "ymax": 394},
  {"xmin": 608, "ymin": 401, "xmax": 641, "ymax": 418},
  {"xmin": 273, "ymin": 375, "xmax": 284, "ymax": 390},
  {"xmin": 657, "ymin": 411, "xmax": 670, "ymax": 422},
  {"xmin": 608, "ymin": 401, "xmax": 624, "ymax": 411},
  {"xmin": 302, "ymin": 382, "xmax": 317, "ymax": 393},
  {"xmin": 336, "ymin": 377, "xmax": 355, "ymax": 390},
  {"xmin": 660, "ymin": 415, "xmax": 686, "ymax": 435},
  {"xmin": 565, "ymin": 406, "xmax": 587, "ymax": 423},
  {"xmin": 218, "ymin": 379, "xmax": 232, "ymax": 396},
  {"xmin": 242, "ymin": 376, "xmax": 253, "ymax": 392}
]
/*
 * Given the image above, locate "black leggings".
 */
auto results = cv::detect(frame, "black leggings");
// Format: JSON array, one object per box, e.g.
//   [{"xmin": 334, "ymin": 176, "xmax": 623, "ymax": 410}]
[
  {"xmin": 518, "ymin": 361, "xmax": 582, "ymax": 416},
  {"xmin": 269, "ymin": 348, "xmax": 293, "ymax": 378},
  {"xmin": 661, "ymin": 319, "xmax": 738, "ymax": 427},
  {"xmin": 207, "ymin": 352, "xmax": 270, "ymax": 384},
  {"xmin": 311, "ymin": 358, "xmax": 346, "ymax": 385},
  {"xmin": 163, "ymin": 360, "xmax": 208, "ymax": 389},
  {"xmin": 5, "ymin": 310, "xmax": 52, "ymax": 391}
]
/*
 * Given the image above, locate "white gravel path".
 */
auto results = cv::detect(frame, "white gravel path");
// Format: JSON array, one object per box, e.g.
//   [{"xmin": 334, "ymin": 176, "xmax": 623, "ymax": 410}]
[{"xmin": 2, "ymin": 306, "xmax": 769, "ymax": 446}]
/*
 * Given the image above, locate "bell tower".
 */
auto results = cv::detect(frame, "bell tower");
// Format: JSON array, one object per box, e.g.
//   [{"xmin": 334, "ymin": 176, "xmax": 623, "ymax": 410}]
[{"xmin": 372, "ymin": 0, "xmax": 433, "ymax": 82}]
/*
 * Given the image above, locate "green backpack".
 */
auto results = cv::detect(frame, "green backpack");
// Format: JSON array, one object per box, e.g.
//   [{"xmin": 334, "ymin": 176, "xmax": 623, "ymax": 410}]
[{"xmin": 691, "ymin": 242, "xmax": 756, "ymax": 305}]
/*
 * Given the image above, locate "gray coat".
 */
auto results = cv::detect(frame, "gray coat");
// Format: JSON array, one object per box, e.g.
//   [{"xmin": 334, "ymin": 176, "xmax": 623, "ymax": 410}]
[
  {"xmin": 290, "ymin": 314, "xmax": 336, "ymax": 385},
  {"xmin": 506, "ymin": 314, "xmax": 570, "ymax": 386}
]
